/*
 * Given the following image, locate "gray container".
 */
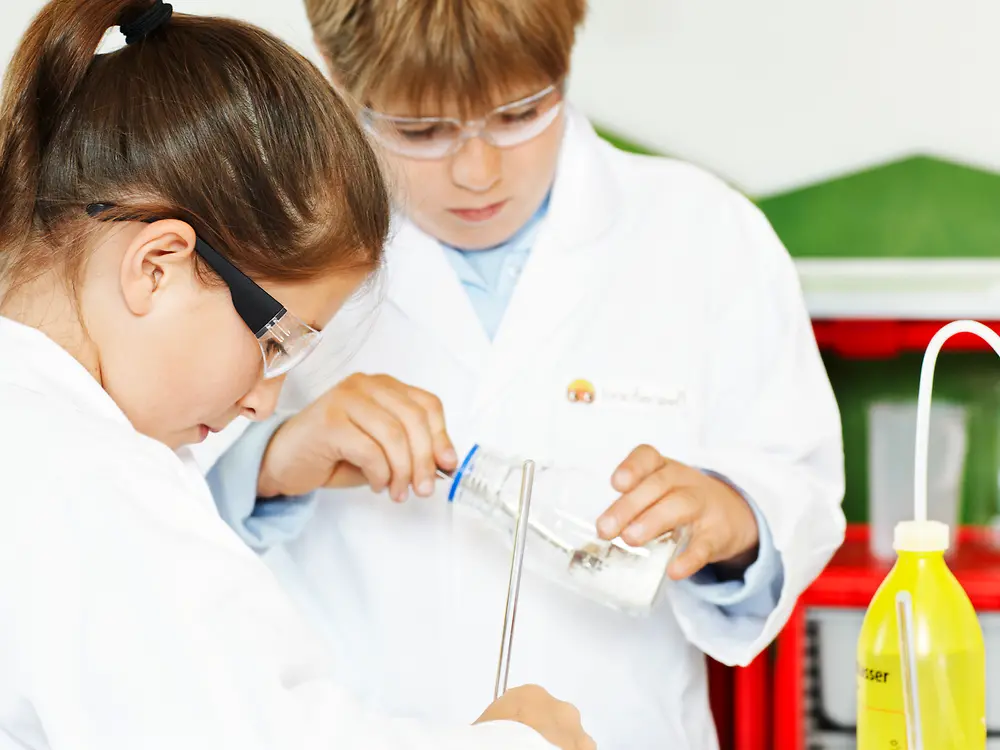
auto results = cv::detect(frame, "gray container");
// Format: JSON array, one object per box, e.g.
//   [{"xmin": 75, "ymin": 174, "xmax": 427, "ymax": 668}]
[{"xmin": 867, "ymin": 400, "xmax": 967, "ymax": 562}]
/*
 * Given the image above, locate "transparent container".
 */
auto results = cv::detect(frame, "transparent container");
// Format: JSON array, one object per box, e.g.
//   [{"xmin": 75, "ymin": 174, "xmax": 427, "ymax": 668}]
[
  {"xmin": 445, "ymin": 444, "xmax": 687, "ymax": 615},
  {"xmin": 867, "ymin": 401, "xmax": 967, "ymax": 561}
]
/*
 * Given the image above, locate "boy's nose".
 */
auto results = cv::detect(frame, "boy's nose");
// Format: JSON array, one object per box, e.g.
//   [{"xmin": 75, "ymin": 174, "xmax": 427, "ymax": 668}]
[{"xmin": 450, "ymin": 136, "xmax": 501, "ymax": 193}]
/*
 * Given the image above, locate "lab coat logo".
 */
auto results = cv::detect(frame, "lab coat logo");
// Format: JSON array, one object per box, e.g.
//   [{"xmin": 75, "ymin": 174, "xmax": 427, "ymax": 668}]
[
  {"xmin": 567, "ymin": 378, "xmax": 684, "ymax": 407},
  {"xmin": 605, "ymin": 385, "xmax": 684, "ymax": 406},
  {"xmin": 567, "ymin": 378, "xmax": 596, "ymax": 403}
]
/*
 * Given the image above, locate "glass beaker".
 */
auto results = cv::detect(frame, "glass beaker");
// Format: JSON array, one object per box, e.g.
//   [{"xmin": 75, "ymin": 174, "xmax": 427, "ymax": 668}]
[{"xmin": 443, "ymin": 444, "xmax": 687, "ymax": 615}]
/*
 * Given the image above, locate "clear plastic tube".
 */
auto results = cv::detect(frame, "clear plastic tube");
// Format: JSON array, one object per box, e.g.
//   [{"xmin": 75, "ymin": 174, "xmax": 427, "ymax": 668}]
[{"xmin": 914, "ymin": 320, "xmax": 1000, "ymax": 521}]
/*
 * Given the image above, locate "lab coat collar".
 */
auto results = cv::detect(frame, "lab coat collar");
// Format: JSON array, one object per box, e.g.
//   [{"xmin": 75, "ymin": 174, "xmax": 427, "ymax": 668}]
[
  {"xmin": 383, "ymin": 219, "xmax": 490, "ymax": 372},
  {"xmin": 0, "ymin": 315, "xmax": 132, "ymax": 428},
  {"xmin": 382, "ymin": 104, "xmax": 623, "ymax": 373},
  {"xmin": 542, "ymin": 104, "xmax": 621, "ymax": 250}
]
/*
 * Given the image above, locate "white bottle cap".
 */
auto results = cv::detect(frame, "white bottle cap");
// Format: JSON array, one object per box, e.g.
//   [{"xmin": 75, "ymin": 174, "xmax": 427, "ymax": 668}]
[{"xmin": 893, "ymin": 520, "xmax": 950, "ymax": 552}]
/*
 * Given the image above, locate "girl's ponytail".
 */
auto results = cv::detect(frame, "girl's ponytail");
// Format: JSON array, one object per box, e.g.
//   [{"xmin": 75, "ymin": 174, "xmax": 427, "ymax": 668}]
[
  {"xmin": 0, "ymin": 0, "xmax": 388, "ymax": 299},
  {"xmin": 0, "ymin": 1, "xmax": 154, "ymax": 269}
]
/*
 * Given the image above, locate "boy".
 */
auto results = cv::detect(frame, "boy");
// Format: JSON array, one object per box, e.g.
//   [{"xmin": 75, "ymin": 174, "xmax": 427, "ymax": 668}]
[{"xmin": 206, "ymin": 2, "xmax": 846, "ymax": 747}]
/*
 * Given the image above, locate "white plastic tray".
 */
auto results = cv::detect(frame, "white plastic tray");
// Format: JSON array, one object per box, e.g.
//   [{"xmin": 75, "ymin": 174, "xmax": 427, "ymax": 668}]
[{"xmin": 795, "ymin": 258, "xmax": 1000, "ymax": 320}]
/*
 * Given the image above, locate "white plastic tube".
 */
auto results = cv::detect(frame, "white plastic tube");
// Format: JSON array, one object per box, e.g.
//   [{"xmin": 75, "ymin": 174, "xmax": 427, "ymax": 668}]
[{"xmin": 914, "ymin": 320, "xmax": 1000, "ymax": 522}]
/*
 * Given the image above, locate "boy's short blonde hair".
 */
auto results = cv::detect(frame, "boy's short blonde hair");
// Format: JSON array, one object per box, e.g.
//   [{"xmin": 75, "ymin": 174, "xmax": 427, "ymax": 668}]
[{"xmin": 305, "ymin": 0, "xmax": 586, "ymax": 115}]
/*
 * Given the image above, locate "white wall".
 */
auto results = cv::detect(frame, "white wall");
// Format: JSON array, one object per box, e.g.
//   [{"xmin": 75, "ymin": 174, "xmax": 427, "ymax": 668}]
[
  {"xmin": 2, "ymin": 1, "xmax": 998, "ymax": 197},
  {"xmin": 569, "ymin": 0, "xmax": 1000, "ymax": 196}
]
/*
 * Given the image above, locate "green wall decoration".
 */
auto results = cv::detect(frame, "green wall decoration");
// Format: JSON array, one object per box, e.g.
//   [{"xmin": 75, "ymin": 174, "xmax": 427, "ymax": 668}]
[
  {"xmin": 594, "ymin": 124, "xmax": 1000, "ymax": 527},
  {"xmin": 757, "ymin": 155, "xmax": 1000, "ymax": 260},
  {"xmin": 593, "ymin": 125, "xmax": 659, "ymax": 157}
]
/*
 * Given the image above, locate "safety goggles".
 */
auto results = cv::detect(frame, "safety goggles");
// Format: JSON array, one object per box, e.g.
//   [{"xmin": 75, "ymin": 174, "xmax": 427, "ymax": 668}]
[
  {"xmin": 85, "ymin": 203, "xmax": 322, "ymax": 379},
  {"xmin": 361, "ymin": 82, "xmax": 564, "ymax": 160}
]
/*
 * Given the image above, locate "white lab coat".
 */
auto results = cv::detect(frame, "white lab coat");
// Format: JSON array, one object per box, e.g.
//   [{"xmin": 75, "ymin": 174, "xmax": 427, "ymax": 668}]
[
  {"xmin": 206, "ymin": 107, "xmax": 847, "ymax": 749},
  {"xmin": 0, "ymin": 316, "xmax": 556, "ymax": 750}
]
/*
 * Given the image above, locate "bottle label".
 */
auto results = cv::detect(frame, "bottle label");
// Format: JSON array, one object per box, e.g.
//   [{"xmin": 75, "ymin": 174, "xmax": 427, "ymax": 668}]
[
  {"xmin": 856, "ymin": 652, "xmax": 986, "ymax": 749},
  {"xmin": 857, "ymin": 655, "xmax": 907, "ymax": 749}
]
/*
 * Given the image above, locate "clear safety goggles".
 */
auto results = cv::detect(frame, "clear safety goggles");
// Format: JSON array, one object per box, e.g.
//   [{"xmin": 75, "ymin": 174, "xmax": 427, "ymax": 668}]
[
  {"xmin": 86, "ymin": 203, "xmax": 322, "ymax": 380},
  {"xmin": 361, "ymin": 82, "xmax": 564, "ymax": 160}
]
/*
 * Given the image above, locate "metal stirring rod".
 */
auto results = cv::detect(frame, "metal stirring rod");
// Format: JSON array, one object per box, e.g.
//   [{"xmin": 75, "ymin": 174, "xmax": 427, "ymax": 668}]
[
  {"xmin": 494, "ymin": 459, "xmax": 535, "ymax": 699},
  {"xmin": 435, "ymin": 466, "xmax": 579, "ymax": 557},
  {"xmin": 436, "ymin": 462, "xmax": 537, "ymax": 696}
]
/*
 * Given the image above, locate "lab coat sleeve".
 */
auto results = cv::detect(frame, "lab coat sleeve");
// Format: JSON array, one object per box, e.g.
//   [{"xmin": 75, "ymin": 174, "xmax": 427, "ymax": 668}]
[
  {"xmin": 7, "ymin": 467, "xmax": 558, "ymax": 750},
  {"xmin": 677, "ymin": 473, "xmax": 784, "ymax": 620},
  {"xmin": 206, "ymin": 414, "xmax": 319, "ymax": 553},
  {"xmin": 666, "ymin": 189, "xmax": 846, "ymax": 667}
]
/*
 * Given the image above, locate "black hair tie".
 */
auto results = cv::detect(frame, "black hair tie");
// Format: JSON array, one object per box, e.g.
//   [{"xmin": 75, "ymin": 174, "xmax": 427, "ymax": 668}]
[{"xmin": 120, "ymin": 1, "xmax": 173, "ymax": 45}]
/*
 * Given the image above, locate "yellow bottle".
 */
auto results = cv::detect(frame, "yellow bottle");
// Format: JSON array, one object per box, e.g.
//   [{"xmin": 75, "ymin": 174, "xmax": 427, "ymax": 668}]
[{"xmin": 856, "ymin": 519, "xmax": 985, "ymax": 749}]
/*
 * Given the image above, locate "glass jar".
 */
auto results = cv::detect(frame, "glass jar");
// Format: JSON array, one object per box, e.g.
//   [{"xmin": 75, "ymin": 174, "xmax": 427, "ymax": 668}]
[{"xmin": 445, "ymin": 444, "xmax": 687, "ymax": 615}]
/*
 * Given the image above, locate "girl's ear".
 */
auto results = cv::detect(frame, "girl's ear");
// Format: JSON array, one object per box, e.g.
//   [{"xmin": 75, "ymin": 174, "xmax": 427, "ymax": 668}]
[{"xmin": 118, "ymin": 219, "xmax": 198, "ymax": 316}]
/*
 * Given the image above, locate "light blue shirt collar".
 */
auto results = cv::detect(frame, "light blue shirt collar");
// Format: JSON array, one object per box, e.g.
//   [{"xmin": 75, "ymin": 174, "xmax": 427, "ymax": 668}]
[
  {"xmin": 441, "ymin": 191, "xmax": 551, "ymax": 291},
  {"xmin": 439, "ymin": 191, "xmax": 552, "ymax": 340}
]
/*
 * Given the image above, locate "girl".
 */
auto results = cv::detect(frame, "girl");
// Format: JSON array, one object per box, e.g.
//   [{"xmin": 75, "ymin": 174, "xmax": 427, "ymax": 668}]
[{"xmin": 0, "ymin": 1, "xmax": 591, "ymax": 748}]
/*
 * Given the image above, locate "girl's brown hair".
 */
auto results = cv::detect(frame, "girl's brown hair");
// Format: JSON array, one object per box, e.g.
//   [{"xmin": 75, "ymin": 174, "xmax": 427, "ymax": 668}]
[{"xmin": 0, "ymin": 0, "xmax": 389, "ymax": 297}]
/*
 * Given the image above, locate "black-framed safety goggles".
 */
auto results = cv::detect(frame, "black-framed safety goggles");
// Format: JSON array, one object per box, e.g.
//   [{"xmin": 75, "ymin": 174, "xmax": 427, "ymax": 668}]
[{"xmin": 86, "ymin": 203, "xmax": 322, "ymax": 379}]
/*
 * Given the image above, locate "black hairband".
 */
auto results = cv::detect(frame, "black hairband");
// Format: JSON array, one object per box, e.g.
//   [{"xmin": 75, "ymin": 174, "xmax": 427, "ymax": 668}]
[{"xmin": 120, "ymin": 0, "xmax": 173, "ymax": 45}]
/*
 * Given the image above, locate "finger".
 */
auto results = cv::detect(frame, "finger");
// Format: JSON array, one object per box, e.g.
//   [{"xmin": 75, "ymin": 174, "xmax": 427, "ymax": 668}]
[
  {"xmin": 611, "ymin": 444, "xmax": 664, "ymax": 493},
  {"xmin": 619, "ymin": 491, "xmax": 699, "ymax": 547},
  {"xmin": 369, "ymin": 387, "xmax": 437, "ymax": 498},
  {"xmin": 407, "ymin": 388, "xmax": 457, "ymax": 471},
  {"xmin": 667, "ymin": 533, "xmax": 714, "ymax": 580},
  {"xmin": 596, "ymin": 462, "xmax": 686, "ymax": 539},
  {"xmin": 343, "ymin": 397, "xmax": 413, "ymax": 502},
  {"xmin": 330, "ymin": 428, "xmax": 392, "ymax": 494}
]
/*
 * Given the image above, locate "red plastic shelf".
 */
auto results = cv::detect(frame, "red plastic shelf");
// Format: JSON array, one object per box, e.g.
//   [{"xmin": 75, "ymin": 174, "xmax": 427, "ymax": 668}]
[
  {"xmin": 727, "ymin": 317, "xmax": 1000, "ymax": 746},
  {"xmin": 709, "ymin": 649, "xmax": 770, "ymax": 750},
  {"xmin": 812, "ymin": 319, "xmax": 1000, "ymax": 358}
]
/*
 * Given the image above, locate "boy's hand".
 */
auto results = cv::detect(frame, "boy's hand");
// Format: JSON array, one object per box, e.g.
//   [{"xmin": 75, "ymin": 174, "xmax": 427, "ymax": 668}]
[
  {"xmin": 595, "ymin": 445, "xmax": 759, "ymax": 580},
  {"xmin": 476, "ymin": 685, "xmax": 596, "ymax": 750},
  {"xmin": 257, "ymin": 374, "xmax": 457, "ymax": 502}
]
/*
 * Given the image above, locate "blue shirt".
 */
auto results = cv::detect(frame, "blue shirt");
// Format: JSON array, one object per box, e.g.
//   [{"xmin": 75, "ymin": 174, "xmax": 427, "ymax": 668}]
[
  {"xmin": 207, "ymin": 194, "xmax": 785, "ymax": 618},
  {"xmin": 440, "ymin": 192, "xmax": 549, "ymax": 340}
]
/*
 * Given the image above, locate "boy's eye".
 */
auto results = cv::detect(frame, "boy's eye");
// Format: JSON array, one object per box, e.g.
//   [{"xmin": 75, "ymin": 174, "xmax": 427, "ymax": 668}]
[
  {"xmin": 394, "ymin": 124, "xmax": 444, "ymax": 141},
  {"xmin": 499, "ymin": 107, "xmax": 539, "ymax": 124}
]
